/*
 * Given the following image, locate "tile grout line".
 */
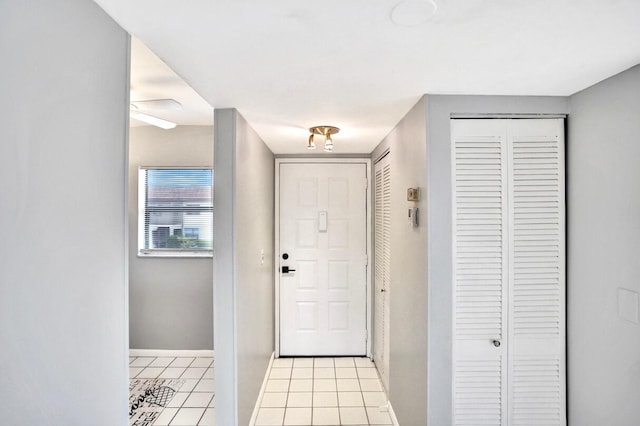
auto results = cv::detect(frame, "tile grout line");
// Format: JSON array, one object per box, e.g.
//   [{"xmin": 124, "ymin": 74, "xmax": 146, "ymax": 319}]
[
  {"xmin": 309, "ymin": 360, "xmax": 316, "ymax": 423},
  {"xmin": 335, "ymin": 360, "xmax": 342, "ymax": 426},
  {"xmin": 129, "ymin": 355, "xmax": 215, "ymax": 426},
  {"xmin": 356, "ymin": 364, "xmax": 371, "ymax": 426},
  {"xmin": 285, "ymin": 361, "xmax": 294, "ymax": 426}
]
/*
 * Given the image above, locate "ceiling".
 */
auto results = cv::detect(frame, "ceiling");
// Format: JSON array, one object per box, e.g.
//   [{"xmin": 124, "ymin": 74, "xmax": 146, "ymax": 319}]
[
  {"xmin": 130, "ymin": 37, "xmax": 213, "ymax": 127},
  {"xmin": 102, "ymin": 0, "xmax": 640, "ymax": 154}
]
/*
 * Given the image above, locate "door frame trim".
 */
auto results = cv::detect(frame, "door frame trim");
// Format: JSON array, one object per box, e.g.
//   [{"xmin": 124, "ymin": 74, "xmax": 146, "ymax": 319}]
[{"xmin": 274, "ymin": 157, "xmax": 373, "ymax": 358}]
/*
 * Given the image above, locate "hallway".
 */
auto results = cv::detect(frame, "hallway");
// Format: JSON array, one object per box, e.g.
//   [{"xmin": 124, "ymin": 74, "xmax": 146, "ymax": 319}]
[{"xmin": 254, "ymin": 357, "xmax": 392, "ymax": 425}]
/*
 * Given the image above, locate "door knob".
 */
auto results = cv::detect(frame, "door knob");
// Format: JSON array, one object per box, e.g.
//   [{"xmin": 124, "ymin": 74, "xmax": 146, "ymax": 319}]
[
  {"xmin": 492, "ymin": 339, "xmax": 501, "ymax": 347},
  {"xmin": 281, "ymin": 265, "xmax": 296, "ymax": 274}
]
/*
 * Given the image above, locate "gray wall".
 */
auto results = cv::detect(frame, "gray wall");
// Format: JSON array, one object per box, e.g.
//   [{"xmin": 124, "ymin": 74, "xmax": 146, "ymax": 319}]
[
  {"xmin": 235, "ymin": 112, "xmax": 276, "ymax": 426},
  {"xmin": 128, "ymin": 125, "xmax": 214, "ymax": 350},
  {"xmin": 424, "ymin": 95, "xmax": 569, "ymax": 424},
  {"xmin": 371, "ymin": 97, "xmax": 429, "ymax": 425},
  {"xmin": 0, "ymin": 0, "xmax": 129, "ymax": 424},
  {"xmin": 567, "ymin": 65, "xmax": 640, "ymax": 425},
  {"xmin": 214, "ymin": 109, "xmax": 275, "ymax": 426}
]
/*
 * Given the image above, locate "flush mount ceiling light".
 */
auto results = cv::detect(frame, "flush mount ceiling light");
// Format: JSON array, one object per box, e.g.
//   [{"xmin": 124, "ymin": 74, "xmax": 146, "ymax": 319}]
[
  {"xmin": 308, "ymin": 125, "xmax": 340, "ymax": 152},
  {"xmin": 129, "ymin": 98, "xmax": 181, "ymax": 130},
  {"xmin": 131, "ymin": 98, "xmax": 182, "ymax": 111},
  {"xmin": 130, "ymin": 108, "xmax": 177, "ymax": 130}
]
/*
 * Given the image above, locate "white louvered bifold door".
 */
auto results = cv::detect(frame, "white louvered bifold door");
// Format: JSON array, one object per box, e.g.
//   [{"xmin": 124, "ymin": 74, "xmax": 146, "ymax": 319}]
[
  {"xmin": 374, "ymin": 152, "xmax": 391, "ymax": 391},
  {"xmin": 452, "ymin": 119, "xmax": 566, "ymax": 426},
  {"xmin": 452, "ymin": 120, "xmax": 509, "ymax": 426},
  {"xmin": 507, "ymin": 119, "xmax": 566, "ymax": 426}
]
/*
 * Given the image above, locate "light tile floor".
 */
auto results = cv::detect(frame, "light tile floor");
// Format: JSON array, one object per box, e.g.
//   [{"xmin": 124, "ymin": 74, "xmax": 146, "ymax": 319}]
[
  {"xmin": 129, "ymin": 355, "xmax": 215, "ymax": 426},
  {"xmin": 255, "ymin": 357, "xmax": 393, "ymax": 426}
]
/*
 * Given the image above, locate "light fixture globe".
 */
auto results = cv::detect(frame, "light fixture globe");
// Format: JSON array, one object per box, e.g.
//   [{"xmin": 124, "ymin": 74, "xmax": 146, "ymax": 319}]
[
  {"xmin": 307, "ymin": 134, "xmax": 316, "ymax": 149},
  {"xmin": 308, "ymin": 125, "xmax": 339, "ymax": 152}
]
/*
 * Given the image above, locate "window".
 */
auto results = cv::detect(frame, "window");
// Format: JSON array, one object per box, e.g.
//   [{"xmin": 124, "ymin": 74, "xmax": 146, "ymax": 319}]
[
  {"xmin": 184, "ymin": 228, "xmax": 199, "ymax": 238},
  {"xmin": 138, "ymin": 167, "xmax": 213, "ymax": 257}
]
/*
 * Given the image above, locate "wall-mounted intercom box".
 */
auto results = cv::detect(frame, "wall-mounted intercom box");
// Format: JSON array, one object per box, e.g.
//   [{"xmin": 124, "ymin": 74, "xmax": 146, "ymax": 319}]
[{"xmin": 407, "ymin": 187, "xmax": 420, "ymax": 201}]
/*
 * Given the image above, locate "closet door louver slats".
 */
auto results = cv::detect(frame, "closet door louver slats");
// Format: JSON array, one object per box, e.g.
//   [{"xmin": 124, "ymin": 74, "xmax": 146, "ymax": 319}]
[
  {"xmin": 454, "ymin": 135, "xmax": 505, "ymax": 341},
  {"xmin": 453, "ymin": 120, "xmax": 509, "ymax": 426},
  {"xmin": 454, "ymin": 359, "xmax": 503, "ymax": 425},
  {"xmin": 374, "ymin": 154, "xmax": 391, "ymax": 391},
  {"xmin": 508, "ymin": 120, "xmax": 565, "ymax": 426},
  {"xmin": 511, "ymin": 357, "xmax": 562, "ymax": 425},
  {"xmin": 510, "ymin": 135, "xmax": 562, "ymax": 337},
  {"xmin": 452, "ymin": 119, "xmax": 565, "ymax": 426}
]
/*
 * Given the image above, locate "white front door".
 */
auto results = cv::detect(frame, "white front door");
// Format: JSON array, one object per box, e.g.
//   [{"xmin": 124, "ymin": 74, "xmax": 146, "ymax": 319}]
[{"xmin": 278, "ymin": 162, "xmax": 368, "ymax": 356}]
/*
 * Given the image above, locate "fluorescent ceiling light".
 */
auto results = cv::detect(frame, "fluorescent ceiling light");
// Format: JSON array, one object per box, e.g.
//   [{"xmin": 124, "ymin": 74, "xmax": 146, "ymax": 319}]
[
  {"xmin": 130, "ymin": 111, "xmax": 176, "ymax": 130},
  {"xmin": 131, "ymin": 99, "xmax": 183, "ymax": 111}
]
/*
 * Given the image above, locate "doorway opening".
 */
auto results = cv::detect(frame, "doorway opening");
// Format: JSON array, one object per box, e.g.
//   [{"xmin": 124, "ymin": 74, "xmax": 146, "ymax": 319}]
[
  {"xmin": 127, "ymin": 37, "xmax": 215, "ymax": 426},
  {"xmin": 275, "ymin": 158, "xmax": 372, "ymax": 358}
]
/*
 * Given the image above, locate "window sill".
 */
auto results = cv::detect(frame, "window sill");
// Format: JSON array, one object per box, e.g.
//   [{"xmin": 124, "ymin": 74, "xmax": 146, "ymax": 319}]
[{"xmin": 138, "ymin": 251, "xmax": 213, "ymax": 259}]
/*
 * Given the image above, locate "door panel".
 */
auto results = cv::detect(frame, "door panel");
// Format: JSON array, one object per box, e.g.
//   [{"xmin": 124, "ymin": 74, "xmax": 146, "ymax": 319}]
[
  {"xmin": 452, "ymin": 120, "xmax": 509, "ymax": 425},
  {"xmin": 374, "ymin": 153, "xmax": 391, "ymax": 391},
  {"xmin": 279, "ymin": 162, "xmax": 368, "ymax": 356},
  {"xmin": 508, "ymin": 119, "xmax": 566, "ymax": 425}
]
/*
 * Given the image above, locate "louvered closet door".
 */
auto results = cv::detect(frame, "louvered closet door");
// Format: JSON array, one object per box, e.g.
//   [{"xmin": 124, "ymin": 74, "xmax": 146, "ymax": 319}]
[
  {"xmin": 374, "ymin": 153, "xmax": 391, "ymax": 391},
  {"xmin": 452, "ymin": 120, "xmax": 509, "ymax": 425},
  {"xmin": 507, "ymin": 119, "xmax": 565, "ymax": 426},
  {"xmin": 452, "ymin": 118, "xmax": 566, "ymax": 426}
]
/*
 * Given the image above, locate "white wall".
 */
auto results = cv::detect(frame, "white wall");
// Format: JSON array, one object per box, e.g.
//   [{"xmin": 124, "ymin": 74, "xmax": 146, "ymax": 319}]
[
  {"xmin": 371, "ymin": 97, "xmax": 429, "ymax": 425},
  {"xmin": 128, "ymin": 125, "xmax": 214, "ymax": 350},
  {"xmin": 567, "ymin": 65, "xmax": 640, "ymax": 425},
  {"xmin": 214, "ymin": 109, "xmax": 275, "ymax": 426},
  {"xmin": 235, "ymin": 112, "xmax": 276, "ymax": 426},
  {"xmin": 0, "ymin": 0, "xmax": 129, "ymax": 424}
]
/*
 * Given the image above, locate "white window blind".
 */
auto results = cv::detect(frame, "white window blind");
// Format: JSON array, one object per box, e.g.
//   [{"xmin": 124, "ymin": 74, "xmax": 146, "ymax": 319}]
[{"xmin": 138, "ymin": 167, "xmax": 213, "ymax": 256}]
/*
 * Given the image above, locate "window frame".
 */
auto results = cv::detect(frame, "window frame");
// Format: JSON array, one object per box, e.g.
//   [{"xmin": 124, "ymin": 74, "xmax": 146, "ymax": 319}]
[{"xmin": 137, "ymin": 166, "xmax": 213, "ymax": 258}]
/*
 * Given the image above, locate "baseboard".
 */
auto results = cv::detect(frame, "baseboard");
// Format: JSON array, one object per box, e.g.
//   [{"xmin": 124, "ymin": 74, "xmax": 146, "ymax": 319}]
[
  {"xmin": 387, "ymin": 400, "xmax": 399, "ymax": 425},
  {"xmin": 249, "ymin": 352, "xmax": 275, "ymax": 426},
  {"xmin": 129, "ymin": 349, "xmax": 215, "ymax": 358}
]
